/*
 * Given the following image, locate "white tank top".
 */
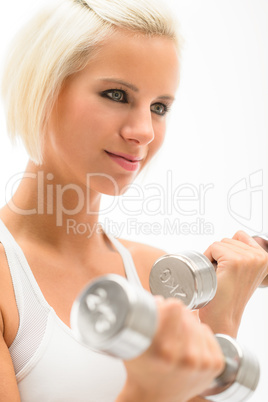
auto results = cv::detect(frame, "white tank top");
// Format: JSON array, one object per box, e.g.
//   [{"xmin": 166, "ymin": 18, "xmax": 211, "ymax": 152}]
[{"xmin": 0, "ymin": 219, "xmax": 143, "ymax": 402}]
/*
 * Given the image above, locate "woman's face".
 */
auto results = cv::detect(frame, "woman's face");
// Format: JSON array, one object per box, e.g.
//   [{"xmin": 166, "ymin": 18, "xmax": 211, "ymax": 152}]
[{"xmin": 45, "ymin": 29, "xmax": 180, "ymax": 195}]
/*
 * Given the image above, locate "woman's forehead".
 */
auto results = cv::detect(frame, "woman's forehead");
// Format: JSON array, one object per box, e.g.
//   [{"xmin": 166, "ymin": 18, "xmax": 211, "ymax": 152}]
[{"xmin": 75, "ymin": 31, "xmax": 180, "ymax": 94}]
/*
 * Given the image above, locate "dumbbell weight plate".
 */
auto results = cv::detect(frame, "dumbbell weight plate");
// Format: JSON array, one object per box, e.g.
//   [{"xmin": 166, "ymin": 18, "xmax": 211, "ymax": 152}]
[
  {"xmin": 71, "ymin": 274, "xmax": 158, "ymax": 360},
  {"xmin": 149, "ymin": 251, "xmax": 217, "ymax": 309},
  {"xmin": 253, "ymin": 233, "xmax": 268, "ymax": 242},
  {"xmin": 202, "ymin": 334, "xmax": 260, "ymax": 402}
]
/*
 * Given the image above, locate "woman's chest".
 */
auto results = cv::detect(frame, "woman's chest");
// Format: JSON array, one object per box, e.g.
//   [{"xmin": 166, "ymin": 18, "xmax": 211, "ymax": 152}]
[{"xmin": 24, "ymin": 248, "xmax": 129, "ymax": 328}]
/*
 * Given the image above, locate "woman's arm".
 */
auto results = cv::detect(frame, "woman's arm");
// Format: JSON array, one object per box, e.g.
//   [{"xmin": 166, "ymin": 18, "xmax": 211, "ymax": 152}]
[
  {"xmin": 0, "ymin": 246, "xmax": 21, "ymax": 401},
  {"xmin": 122, "ymin": 231, "xmax": 268, "ymax": 337},
  {"xmin": 118, "ymin": 231, "xmax": 268, "ymax": 401},
  {"xmin": 186, "ymin": 231, "xmax": 268, "ymax": 402},
  {"xmin": 0, "ymin": 313, "xmax": 21, "ymax": 401},
  {"xmin": 116, "ymin": 297, "xmax": 224, "ymax": 402}
]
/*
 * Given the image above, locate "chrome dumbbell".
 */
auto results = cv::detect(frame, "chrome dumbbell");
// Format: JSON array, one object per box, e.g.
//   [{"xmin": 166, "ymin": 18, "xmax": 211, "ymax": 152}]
[
  {"xmin": 149, "ymin": 251, "xmax": 217, "ymax": 309},
  {"xmin": 71, "ymin": 274, "xmax": 260, "ymax": 402},
  {"xmin": 253, "ymin": 234, "xmax": 268, "ymax": 252}
]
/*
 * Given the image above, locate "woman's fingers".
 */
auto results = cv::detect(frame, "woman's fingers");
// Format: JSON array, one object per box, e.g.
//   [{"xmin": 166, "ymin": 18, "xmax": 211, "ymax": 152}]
[
  {"xmin": 221, "ymin": 231, "xmax": 265, "ymax": 250},
  {"xmin": 204, "ymin": 233, "xmax": 268, "ymax": 277}
]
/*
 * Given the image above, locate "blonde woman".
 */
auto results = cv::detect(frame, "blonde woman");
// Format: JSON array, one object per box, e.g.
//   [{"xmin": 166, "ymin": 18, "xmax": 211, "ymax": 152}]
[{"xmin": 0, "ymin": 0, "xmax": 267, "ymax": 401}]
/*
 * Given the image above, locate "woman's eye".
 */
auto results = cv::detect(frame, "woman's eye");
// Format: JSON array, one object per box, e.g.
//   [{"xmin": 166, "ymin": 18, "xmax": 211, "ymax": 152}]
[
  {"xmin": 101, "ymin": 90, "xmax": 170, "ymax": 116},
  {"xmin": 151, "ymin": 103, "xmax": 169, "ymax": 116},
  {"xmin": 103, "ymin": 89, "xmax": 126, "ymax": 102}
]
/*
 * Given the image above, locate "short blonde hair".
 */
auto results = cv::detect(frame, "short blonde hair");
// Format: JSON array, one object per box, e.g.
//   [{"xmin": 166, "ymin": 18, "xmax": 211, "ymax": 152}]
[{"xmin": 1, "ymin": 0, "xmax": 182, "ymax": 165}]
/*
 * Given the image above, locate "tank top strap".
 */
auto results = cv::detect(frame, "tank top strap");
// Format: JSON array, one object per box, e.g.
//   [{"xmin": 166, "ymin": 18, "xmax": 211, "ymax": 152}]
[
  {"xmin": 104, "ymin": 231, "xmax": 143, "ymax": 288},
  {"xmin": 0, "ymin": 218, "xmax": 143, "ymax": 291}
]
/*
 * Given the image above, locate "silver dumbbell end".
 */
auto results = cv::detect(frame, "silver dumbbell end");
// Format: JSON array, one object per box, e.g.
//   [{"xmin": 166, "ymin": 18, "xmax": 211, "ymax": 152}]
[
  {"xmin": 149, "ymin": 251, "xmax": 217, "ymax": 309},
  {"xmin": 70, "ymin": 274, "xmax": 158, "ymax": 360},
  {"xmin": 202, "ymin": 334, "xmax": 260, "ymax": 402}
]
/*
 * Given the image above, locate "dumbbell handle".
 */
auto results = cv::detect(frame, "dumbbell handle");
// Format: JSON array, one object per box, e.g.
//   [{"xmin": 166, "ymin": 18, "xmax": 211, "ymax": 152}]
[{"xmin": 71, "ymin": 274, "xmax": 260, "ymax": 402}]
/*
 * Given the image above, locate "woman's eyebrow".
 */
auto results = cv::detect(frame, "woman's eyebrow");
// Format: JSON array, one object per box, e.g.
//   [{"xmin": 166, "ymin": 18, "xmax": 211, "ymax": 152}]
[
  {"xmin": 98, "ymin": 78, "xmax": 175, "ymax": 101},
  {"xmin": 100, "ymin": 78, "xmax": 139, "ymax": 92},
  {"xmin": 158, "ymin": 95, "xmax": 175, "ymax": 102}
]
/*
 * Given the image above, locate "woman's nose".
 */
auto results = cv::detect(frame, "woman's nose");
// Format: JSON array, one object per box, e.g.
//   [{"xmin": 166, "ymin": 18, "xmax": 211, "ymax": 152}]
[{"xmin": 120, "ymin": 108, "xmax": 155, "ymax": 145}]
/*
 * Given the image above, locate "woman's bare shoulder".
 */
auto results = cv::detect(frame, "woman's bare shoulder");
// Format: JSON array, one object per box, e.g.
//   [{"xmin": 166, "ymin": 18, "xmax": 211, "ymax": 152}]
[
  {"xmin": 117, "ymin": 238, "xmax": 167, "ymax": 291},
  {"xmin": 0, "ymin": 244, "xmax": 20, "ymax": 399},
  {"xmin": 118, "ymin": 237, "xmax": 167, "ymax": 263},
  {"xmin": 0, "ymin": 243, "xmax": 11, "ymax": 289},
  {"xmin": 0, "ymin": 243, "xmax": 19, "ymax": 344}
]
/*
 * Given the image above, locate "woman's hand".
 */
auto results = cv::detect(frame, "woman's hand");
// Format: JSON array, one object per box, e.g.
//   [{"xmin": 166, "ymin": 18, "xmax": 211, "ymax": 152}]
[
  {"xmin": 117, "ymin": 297, "xmax": 224, "ymax": 402},
  {"xmin": 199, "ymin": 230, "xmax": 268, "ymax": 337}
]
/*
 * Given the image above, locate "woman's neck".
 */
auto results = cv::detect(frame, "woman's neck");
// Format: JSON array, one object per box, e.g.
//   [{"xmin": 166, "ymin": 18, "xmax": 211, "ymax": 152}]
[{"xmin": 0, "ymin": 159, "xmax": 108, "ymax": 259}]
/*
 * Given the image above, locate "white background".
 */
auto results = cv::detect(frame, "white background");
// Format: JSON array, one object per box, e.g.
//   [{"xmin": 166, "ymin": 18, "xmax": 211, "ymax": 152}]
[{"xmin": 0, "ymin": 1, "xmax": 268, "ymax": 400}]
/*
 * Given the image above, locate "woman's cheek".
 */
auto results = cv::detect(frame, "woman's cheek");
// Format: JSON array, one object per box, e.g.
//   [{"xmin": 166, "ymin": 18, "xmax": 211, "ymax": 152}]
[{"xmin": 153, "ymin": 125, "xmax": 166, "ymax": 152}]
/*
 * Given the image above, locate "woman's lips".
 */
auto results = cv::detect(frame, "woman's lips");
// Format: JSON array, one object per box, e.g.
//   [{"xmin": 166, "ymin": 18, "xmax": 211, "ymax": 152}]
[{"xmin": 105, "ymin": 151, "xmax": 142, "ymax": 172}]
